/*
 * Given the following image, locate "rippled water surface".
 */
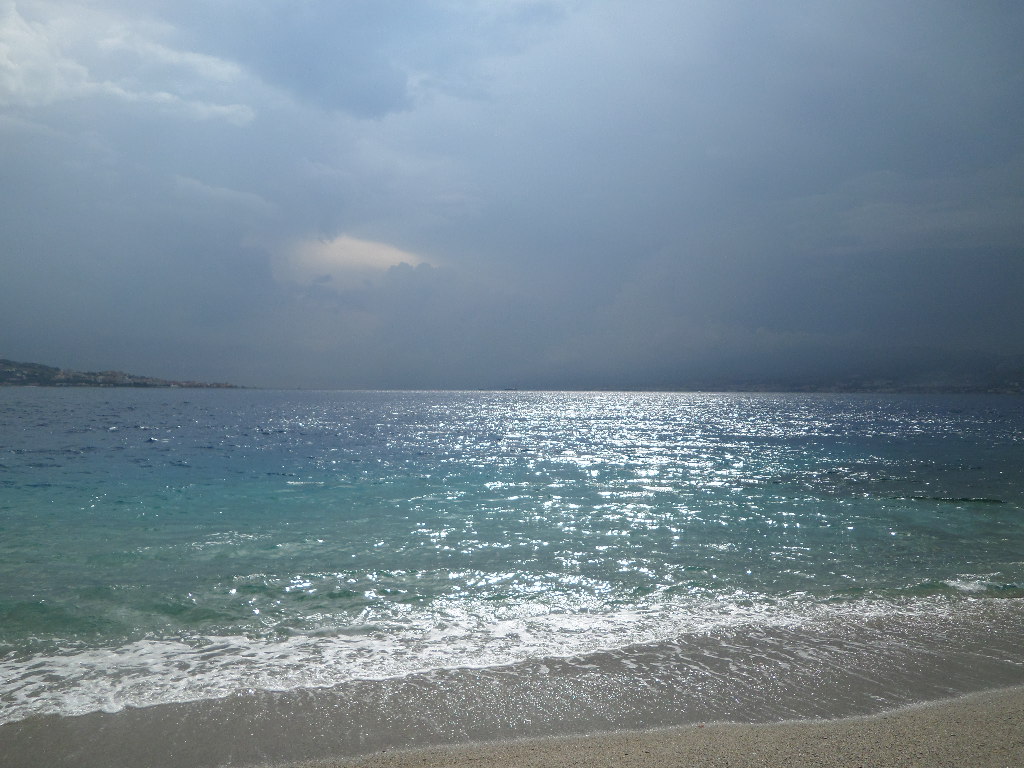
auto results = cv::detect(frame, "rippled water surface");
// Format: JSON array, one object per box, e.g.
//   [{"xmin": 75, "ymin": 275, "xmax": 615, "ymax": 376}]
[{"xmin": 1, "ymin": 389, "xmax": 1023, "ymax": 763}]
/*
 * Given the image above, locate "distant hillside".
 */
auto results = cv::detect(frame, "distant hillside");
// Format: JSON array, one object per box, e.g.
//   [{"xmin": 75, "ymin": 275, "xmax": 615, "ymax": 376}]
[{"xmin": 0, "ymin": 359, "xmax": 238, "ymax": 388}]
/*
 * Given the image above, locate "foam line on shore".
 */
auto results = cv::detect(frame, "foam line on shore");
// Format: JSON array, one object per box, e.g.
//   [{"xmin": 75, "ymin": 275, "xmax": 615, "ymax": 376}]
[{"xmin": 291, "ymin": 686, "xmax": 1024, "ymax": 768}]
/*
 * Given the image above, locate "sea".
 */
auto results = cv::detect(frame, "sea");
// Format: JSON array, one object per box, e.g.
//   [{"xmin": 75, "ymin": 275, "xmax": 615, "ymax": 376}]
[{"xmin": 1, "ymin": 388, "xmax": 1022, "ymax": 767}]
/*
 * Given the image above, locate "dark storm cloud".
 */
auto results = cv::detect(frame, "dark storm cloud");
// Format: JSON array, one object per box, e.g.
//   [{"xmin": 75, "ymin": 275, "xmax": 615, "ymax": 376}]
[{"xmin": 1, "ymin": 1, "xmax": 1022, "ymax": 388}]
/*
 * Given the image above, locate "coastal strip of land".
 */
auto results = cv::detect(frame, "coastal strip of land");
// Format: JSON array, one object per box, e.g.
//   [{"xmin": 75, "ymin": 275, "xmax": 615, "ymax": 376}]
[
  {"xmin": 0, "ymin": 358, "xmax": 237, "ymax": 388},
  {"xmin": 291, "ymin": 686, "xmax": 1024, "ymax": 768}
]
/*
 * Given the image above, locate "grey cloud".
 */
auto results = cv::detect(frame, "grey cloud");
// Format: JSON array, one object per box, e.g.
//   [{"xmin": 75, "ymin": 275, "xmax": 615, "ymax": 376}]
[
  {"xmin": 2, "ymin": 1, "xmax": 1023, "ymax": 388},
  {"xmin": 155, "ymin": 0, "xmax": 569, "ymax": 118}
]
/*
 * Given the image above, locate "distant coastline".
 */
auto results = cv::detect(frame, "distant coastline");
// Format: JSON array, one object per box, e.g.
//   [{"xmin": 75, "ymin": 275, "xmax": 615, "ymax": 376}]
[
  {"xmin": 2, "ymin": 356, "xmax": 1021, "ymax": 394},
  {"xmin": 0, "ymin": 359, "xmax": 239, "ymax": 389}
]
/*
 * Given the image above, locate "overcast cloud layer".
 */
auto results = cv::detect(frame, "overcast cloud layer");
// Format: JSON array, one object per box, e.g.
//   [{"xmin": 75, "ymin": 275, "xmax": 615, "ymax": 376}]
[{"xmin": 2, "ymin": 1, "xmax": 1023, "ymax": 388}]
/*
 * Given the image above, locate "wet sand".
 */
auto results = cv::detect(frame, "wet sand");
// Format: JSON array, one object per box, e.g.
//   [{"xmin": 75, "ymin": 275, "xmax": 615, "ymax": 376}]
[{"xmin": 291, "ymin": 686, "xmax": 1024, "ymax": 768}]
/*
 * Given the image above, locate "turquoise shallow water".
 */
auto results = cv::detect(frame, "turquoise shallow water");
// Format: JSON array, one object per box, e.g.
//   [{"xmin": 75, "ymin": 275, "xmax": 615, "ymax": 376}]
[{"xmin": 1, "ymin": 389, "xmax": 1023, "ymax": 763}]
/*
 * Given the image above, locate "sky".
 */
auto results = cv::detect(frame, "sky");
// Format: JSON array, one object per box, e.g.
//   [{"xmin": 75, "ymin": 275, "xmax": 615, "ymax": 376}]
[{"xmin": 2, "ymin": 1, "xmax": 1023, "ymax": 389}]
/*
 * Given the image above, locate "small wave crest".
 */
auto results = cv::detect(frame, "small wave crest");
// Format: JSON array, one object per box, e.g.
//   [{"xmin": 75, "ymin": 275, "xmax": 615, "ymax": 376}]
[{"xmin": 2, "ymin": 590, "xmax": 1018, "ymax": 725}]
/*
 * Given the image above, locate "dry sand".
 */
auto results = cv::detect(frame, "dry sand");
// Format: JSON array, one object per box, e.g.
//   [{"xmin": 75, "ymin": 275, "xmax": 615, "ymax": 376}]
[{"xmin": 283, "ymin": 686, "xmax": 1024, "ymax": 768}]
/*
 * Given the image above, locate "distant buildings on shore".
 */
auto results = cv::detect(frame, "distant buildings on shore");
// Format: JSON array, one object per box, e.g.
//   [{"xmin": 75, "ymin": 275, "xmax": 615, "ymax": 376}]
[{"xmin": 0, "ymin": 359, "xmax": 238, "ymax": 388}]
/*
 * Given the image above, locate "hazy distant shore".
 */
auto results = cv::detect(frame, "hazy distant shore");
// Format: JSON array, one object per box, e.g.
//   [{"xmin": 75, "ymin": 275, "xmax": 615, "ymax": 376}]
[
  {"xmin": 3, "ymin": 356, "xmax": 1024, "ymax": 393},
  {"xmin": 0, "ymin": 359, "xmax": 238, "ymax": 388},
  {"xmin": 295, "ymin": 686, "xmax": 1024, "ymax": 768}
]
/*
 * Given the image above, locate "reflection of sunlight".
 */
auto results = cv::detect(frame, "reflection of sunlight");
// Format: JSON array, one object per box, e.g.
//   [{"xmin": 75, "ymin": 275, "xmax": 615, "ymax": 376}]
[{"xmin": 275, "ymin": 234, "xmax": 429, "ymax": 290}]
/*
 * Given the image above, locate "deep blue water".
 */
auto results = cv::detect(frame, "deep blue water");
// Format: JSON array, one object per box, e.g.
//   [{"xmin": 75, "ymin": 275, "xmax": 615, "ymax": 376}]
[{"xmin": 1, "ymin": 388, "xmax": 1023, "ymax": 760}]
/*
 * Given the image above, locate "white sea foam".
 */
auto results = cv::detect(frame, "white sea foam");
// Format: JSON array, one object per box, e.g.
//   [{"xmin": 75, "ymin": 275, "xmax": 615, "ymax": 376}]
[
  {"xmin": 941, "ymin": 574, "xmax": 1015, "ymax": 593},
  {"xmin": 1, "ymin": 591, "xmax": 1012, "ymax": 725}
]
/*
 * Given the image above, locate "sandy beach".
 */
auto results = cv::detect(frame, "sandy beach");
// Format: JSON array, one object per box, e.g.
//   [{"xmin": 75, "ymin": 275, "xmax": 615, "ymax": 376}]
[{"xmin": 290, "ymin": 686, "xmax": 1024, "ymax": 768}]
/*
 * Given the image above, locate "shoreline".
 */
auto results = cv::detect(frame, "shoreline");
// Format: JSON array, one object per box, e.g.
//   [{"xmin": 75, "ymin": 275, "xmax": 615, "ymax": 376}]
[
  {"xmin": 2, "ymin": 597, "xmax": 1023, "ymax": 767},
  {"xmin": 289, "ymin": 686, "xmax": 1024, "ymax": 768}
]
